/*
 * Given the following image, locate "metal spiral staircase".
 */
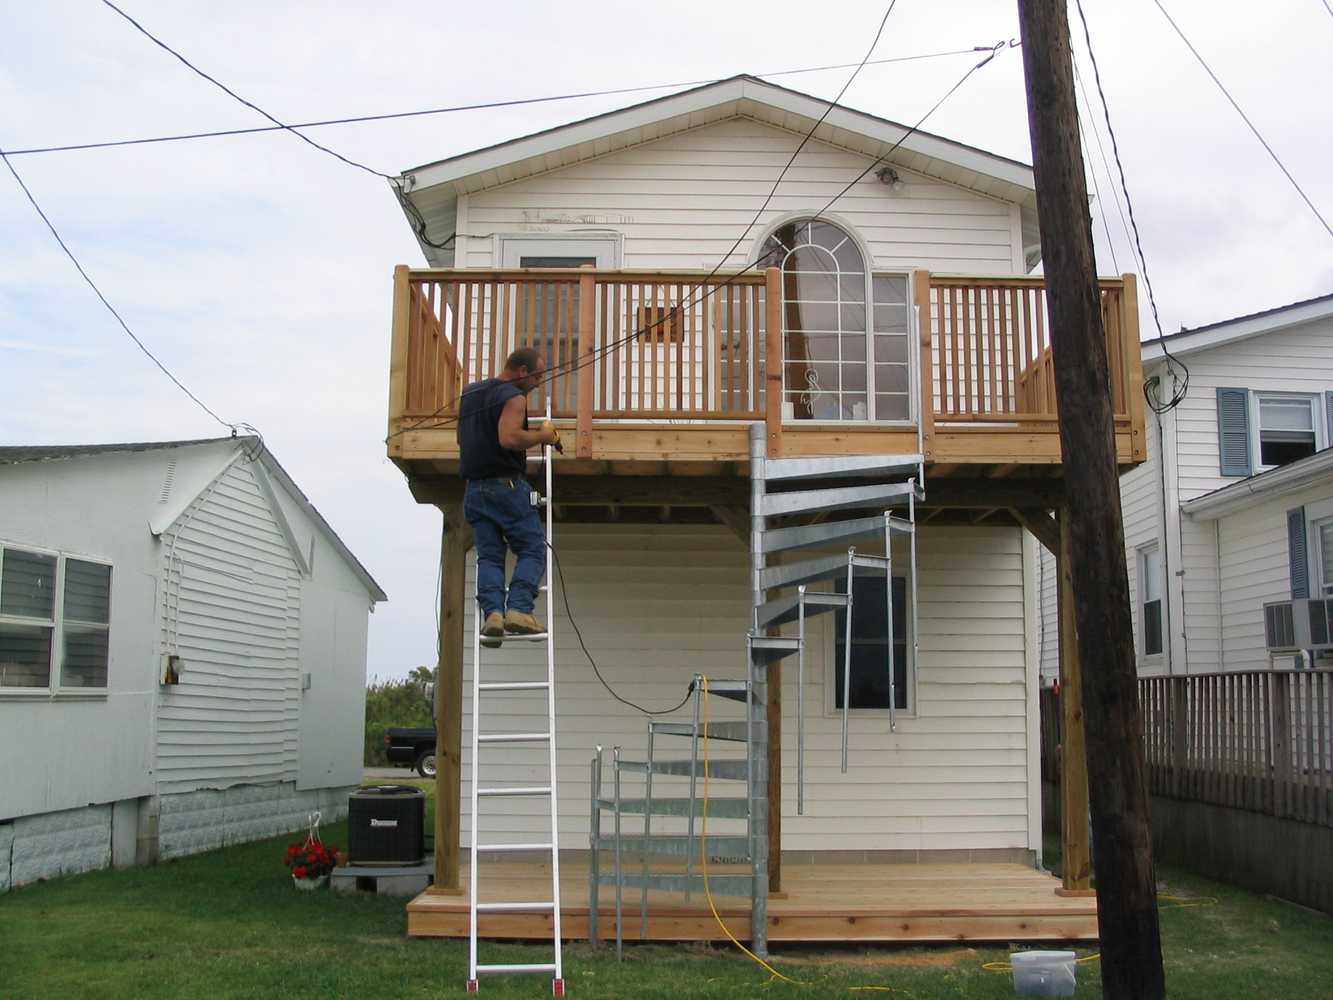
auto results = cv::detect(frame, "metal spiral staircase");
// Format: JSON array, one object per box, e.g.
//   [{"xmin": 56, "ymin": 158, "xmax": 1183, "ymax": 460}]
[{"xmin": 590, "ymin": 424, "xmax": 925, "ymax": 957}]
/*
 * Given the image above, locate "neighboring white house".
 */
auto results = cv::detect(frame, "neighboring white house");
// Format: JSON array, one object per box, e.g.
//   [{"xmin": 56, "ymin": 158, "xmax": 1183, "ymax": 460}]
[
  {"xmin": 0, "ymin": 437, "xmax": 386, "ymax": 890},
  {"xmin": 1039, "ymin": 293, "xmax": 1333, "ymax": 680},
  {"xmin": 395, "ymin": 75, "xmax": 1055, "ymax": 861}
]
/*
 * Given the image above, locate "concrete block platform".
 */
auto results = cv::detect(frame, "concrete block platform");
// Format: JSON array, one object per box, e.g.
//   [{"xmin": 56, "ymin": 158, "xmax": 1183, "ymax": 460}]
[{"xmin": 332, "ymin": 855, "xmax": 433, "ymax": 897}]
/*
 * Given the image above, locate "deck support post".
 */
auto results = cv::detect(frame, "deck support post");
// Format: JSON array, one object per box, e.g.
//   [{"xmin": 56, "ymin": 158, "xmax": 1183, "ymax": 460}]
[
  {"xmin": 434, "ymin": 505, "xmax": 472, "ymax": 893},
  {"xmin": 577, "ymin": 264, "xmax": 596, "ymax": 458},
  {"xmin": 913, "ymin": 270, "xmax": 935, "ymax": 460},
  {"xmin": 1055, "ymin": 508, "xmax": 1091, "ymax": 895}
]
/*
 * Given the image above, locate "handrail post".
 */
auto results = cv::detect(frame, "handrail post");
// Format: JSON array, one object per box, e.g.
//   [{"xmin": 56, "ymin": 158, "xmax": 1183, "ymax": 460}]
[
  {"xmin": 577, "ymin": 265, "xmax": 596, "ymax": 458},
  {"xmin": 388, "ymin": 265, "xmax": 412, "ymax": 450},
  {"xmin": 764, "ymin": 266, "xmax": 783, "ymax": 458},
  {"xmin": 913, "ymin": 270, "xmax": 935, "ymax": 460},
  {"xmin": 1122, "ymin": 274, "xmax": 1147, "ymax": 462}
]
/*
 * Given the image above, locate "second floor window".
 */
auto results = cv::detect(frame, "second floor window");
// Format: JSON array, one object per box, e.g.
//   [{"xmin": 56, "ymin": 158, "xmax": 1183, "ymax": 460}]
[{"xmin": 1255, "ymin": 393, "xmax": 1321, "ymax": 468}]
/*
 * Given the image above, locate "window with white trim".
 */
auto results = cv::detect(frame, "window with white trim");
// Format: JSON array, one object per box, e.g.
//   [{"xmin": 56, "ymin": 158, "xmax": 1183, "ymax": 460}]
[
  {"xmin": 1254, "ymin": 393, "xmax": 1322, "ymax": 468},
  {"xmin": 831, "ymin": 574, "xmax": 909, "ymax": 711},
  {"xmin": 1138, "ymin": 544, "xmax": 1163, "ymax": 658},
  {"xmin": 0, "ymin": 544, "xmax": 111, "ymax": 692},
  {"xmin": 1316, "ymin": 519, "xmax": 1333, "ymax": 598}
]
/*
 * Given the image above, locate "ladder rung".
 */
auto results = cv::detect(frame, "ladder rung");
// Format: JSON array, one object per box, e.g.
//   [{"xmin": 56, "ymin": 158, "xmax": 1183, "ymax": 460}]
[
  {"xmin": 477, "ymin": 785, "xmax": 552, "ymax": 797},
  {"xmin": 476, "ymin": 963, "xmax": 557, "ymax": 975},
  {"xmin": 478, "ymin": 731, "xmax": 552, "ymax": 744},
  {"xmin": 478, "ymin": 681, "xmax": 550, "ymax": 692},
  {"xmin": 475, "ymin": 901, "xmax": 556, "ymax": 913},
  {"xmin": 477, "ymin": 842, "xmax": 555, "ymax": 852}
]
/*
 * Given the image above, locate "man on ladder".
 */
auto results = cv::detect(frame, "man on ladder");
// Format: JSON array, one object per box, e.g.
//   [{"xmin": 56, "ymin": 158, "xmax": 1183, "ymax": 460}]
[{"xmin": 458, "ymin": 347, "xmax": 561, "ymax": 648}]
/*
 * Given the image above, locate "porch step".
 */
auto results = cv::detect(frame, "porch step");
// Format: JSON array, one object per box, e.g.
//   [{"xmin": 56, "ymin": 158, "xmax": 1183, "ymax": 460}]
[
  {"xmin": 755, "ymin": 590, "xmax": 847, "ymax": 629},
  {"xmin": 759, "ymin": 481, "xmax": 916, "ymax": 518},
  {"xmin": 760, "ymin": 453, "xmax": 923, "ymax": 483},
  {"xmin": 595, "ymin": 797, "xmax": 750, "ymax": 819},
  {"xmin": 758, "ymin": 553, "xmax": 849, "ymax": 592},
  {"xmin": 617, "ymin": 758, "xmax": 749, "ymax": 781},
  {"xmin": 591, "ymin": 870, "xmax": 753, "ymax": 897},
  {"xmin": 749, "ymin": 634, "xmax": 802, "ymax": 665},
  {"xmin": 607, "ymin": 833, "xmax": 751, "ymax": 861},
  {"xmin": 762, "ymin": 514, "xmax": 910, "ymax": 556},
  {"xmin": 650, "ymin": 720, "xmax": 751, "ymax": 743}
]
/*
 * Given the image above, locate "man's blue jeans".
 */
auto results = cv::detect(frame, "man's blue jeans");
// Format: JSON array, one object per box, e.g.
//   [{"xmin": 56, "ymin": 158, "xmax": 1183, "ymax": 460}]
[{"xmin": 463, "ymin": 477, "xmax": 545, "ymax": 617}]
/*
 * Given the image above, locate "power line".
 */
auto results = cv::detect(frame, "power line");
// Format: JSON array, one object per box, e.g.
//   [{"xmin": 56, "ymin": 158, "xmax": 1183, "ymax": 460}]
[
  {"xmin": 1076, "ymin": 110, "xmax": 1120, "ymax": 274},
  {"xmin": 389, "ymin": 34, "xmax": 1012, "ymax": 440},
  {"xmin": 1073, "ymin": 0, "xmax": 1189, "ymax": 414},
  {"xmin": 1073, "ymin": 62, "xmax": 1137, "ymax": 276},
  {"xmin": 0, "ymin": 149, "xmax": 232, "ymax": 429},
  {"xmin": 100, "ymin": 0, "xmax": 391, "ymax": 180},
  {"xmin": 1150, "ymin": 0, "xmax": 1332, "ymax": 241},
  {"xmin": 2, "ymin": 47, "xmax": 994, "ymax": 158}
]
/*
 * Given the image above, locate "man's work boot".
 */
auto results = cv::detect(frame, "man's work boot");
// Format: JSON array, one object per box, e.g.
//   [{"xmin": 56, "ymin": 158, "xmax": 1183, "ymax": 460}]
[
  {"xmin": 481, "ymin": 611, "xmax": 505, "ymax": 648},
  {"xmin": 504, "ymin": 609, "xmax": 546, "ymax": 635}
]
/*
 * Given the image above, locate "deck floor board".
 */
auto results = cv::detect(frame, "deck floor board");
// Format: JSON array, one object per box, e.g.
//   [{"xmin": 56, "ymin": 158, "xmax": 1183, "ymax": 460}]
[{"xmin": 406, "ymin": 860, "xmax": 1099, "ymax": 943}]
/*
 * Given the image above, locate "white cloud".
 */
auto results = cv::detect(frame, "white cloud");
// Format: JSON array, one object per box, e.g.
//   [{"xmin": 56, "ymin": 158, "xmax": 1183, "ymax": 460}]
[{"xmin": 3, "ymin": 0, "xmax": 1330, "ymax": 680}]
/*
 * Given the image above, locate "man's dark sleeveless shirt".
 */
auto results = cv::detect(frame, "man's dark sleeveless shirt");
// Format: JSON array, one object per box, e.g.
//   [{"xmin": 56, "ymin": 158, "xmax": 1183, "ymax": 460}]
[{"xmin": 458, "ymin": 377, "xmax": 525, "ymax": 480}]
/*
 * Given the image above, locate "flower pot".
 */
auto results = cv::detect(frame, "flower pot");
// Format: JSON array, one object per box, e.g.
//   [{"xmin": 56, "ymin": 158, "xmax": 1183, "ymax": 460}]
[{"xmin": 292, "ymin": 874, "xmax": 329, "ymax": 891}]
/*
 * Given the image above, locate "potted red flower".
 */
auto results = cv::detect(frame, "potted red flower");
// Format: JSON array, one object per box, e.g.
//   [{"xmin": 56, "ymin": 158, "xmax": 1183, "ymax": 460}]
[{"xmin": 283, "ymin": 838, "xmax": 338, "ymax": 890}]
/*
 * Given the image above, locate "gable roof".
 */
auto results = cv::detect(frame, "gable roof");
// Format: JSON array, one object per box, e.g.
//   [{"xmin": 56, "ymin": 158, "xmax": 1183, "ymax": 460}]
[
  {"xmin": 1183, "ymin": 445, "xmax": 1333, "ymax": 521},
  {"xmin": 395, "ymin": 73, "xmax": 1039, "ymax": 267},
  {"xmin": 0, "ymin": 437, "xmax": 387, "ymax": 602},
  {"xmin": 1142, "ymin": 290, "xmax": 1333, "ymax": 364}
]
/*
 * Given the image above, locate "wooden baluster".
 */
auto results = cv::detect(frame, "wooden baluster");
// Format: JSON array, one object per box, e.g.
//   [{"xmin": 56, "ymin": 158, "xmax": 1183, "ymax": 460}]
[
  {"xmin": 751, "ymin": 282, "xmax": 763, "ymax": 415},
  {"xmin": 912, "ymin": 272, "xmax": 934, "ymax": 458},
  {"xmin": 577, "ymin": 266, "xmax": 595, "ymax": 457}
]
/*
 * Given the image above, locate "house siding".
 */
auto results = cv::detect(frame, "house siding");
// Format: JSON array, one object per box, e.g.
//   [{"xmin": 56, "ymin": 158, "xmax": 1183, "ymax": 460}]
[
  {"xmin": 460, "ymin": 117, "xmax": 1023, "ymax": 274},
  {"xmin": 155, "ymin": 461, "xmax": 303, "ymax": 795},
  {"xmin": 459, "ymin": 522, "xmax": 1032, "ymax": 853}
]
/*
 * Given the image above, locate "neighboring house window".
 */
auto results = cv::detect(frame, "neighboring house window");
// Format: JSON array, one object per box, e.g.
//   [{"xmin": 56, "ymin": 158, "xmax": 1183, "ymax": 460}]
[
  {"xmin": 832, "ymin": 575, "xmax": 908, "ymax": 711},
  {"xmin": 1138, "ymin": 544, "xmax": 1163, "ymax": 657},
  {"xmin": 756, "ymin": 219, "xmax": 910, "ymax": 422},
  {"xmin": 1317, "ymin": 519, "xmax": 1333, "ymax": 597},
  {"xmin": 1254, "ymin": 393, "xmax": 1321, "ymax": 468},
  {"xmin": 0, "ymin": 544, "xmax": 111, "ymax": 692}
]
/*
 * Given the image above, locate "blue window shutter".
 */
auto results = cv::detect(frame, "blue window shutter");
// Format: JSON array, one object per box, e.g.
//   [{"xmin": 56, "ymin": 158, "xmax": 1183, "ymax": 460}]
[
  {"xmin": 1288, "ymin": 506, "xmax": 1308, "ymax": 600},
  {"xmin": 1216, "ymin": 387, "xmax": 1252, "ymax": 476}
]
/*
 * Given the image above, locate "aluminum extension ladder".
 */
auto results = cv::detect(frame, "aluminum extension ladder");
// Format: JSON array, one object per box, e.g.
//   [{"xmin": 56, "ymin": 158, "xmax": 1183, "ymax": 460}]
[{"xmin": 466, "ymin": 408, "xmax": 563, "ymax": 996}]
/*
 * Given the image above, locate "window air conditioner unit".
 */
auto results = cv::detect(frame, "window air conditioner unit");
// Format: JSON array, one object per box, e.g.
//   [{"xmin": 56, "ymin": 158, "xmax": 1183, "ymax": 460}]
[{"xmin": 1263, "ymin": 598, "xmax": 1333, "ymax": 652}]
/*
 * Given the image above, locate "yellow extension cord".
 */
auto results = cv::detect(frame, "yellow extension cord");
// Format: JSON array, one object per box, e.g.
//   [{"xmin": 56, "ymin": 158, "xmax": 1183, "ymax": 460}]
[{"xmin": 697, "ymin": 676, "xmax": 907, "ymax": 995}]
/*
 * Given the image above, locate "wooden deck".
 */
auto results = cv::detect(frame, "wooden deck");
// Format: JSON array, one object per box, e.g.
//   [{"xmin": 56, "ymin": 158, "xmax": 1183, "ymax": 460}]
[{"xmin": 406, "ymin": 861, "xmax": 1098, "ymax": 944}]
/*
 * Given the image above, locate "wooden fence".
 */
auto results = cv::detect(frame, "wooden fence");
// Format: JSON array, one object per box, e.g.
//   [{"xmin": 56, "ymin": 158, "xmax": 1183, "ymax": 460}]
[{"xmin": 1041, "ymin": 670, "xmax": 1333, "ymax": 828}]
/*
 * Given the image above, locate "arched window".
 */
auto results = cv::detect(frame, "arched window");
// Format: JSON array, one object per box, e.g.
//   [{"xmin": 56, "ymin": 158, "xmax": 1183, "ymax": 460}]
[{"xmin": 756, "ymin": 219, "xmax": 910, "ymax": 421}]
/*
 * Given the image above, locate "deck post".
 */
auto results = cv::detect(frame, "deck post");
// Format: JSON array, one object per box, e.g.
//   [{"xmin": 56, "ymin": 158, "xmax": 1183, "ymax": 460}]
[
  {"xmin": 764, "ymin": 266, "xmax": 783, "ymax": 459},
  {"xmin": 913, "ymin": 270, "xmax": 935, "ymax": 460},
  {"xmin": 389, "ymin": 265, "xmax": 411, "ymax": 446},
  {"xmin": 435, "ymin": 505, "xmax": 472, "ymax": 893},
  {"xmin": 1056, "ymin": 507, "xmax": 1092, "ymax": 895},
  {"xmin": 577, "ymin": 264, "xmax": 596, "ymax": 458},
  {"xmin": 1121, "ymin": 274, "xmax": 1147, "ymax": 463}
]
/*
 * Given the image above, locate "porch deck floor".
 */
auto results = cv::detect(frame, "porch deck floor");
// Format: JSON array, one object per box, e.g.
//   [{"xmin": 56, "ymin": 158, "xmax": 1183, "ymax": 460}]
[{"xmin": 406, "ymin": 861, "xmax": 1098, "ymax": 943}]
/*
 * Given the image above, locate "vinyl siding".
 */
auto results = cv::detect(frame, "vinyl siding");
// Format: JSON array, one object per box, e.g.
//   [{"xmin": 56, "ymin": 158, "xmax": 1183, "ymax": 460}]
[
  {"xmin": 1216, "ymin": 482, "xmax": 1333, "ymax": 671},
  {"xmin": 156, "ymin": 461, "xmax": 302, "ymax": 794},
  {"xmin": 459, "ymin": 522, "xmax": 1031, "ymax": 852},
  {"xmin": 460, "ymin": 117, "xmax": 1022, "ymax": 274}
]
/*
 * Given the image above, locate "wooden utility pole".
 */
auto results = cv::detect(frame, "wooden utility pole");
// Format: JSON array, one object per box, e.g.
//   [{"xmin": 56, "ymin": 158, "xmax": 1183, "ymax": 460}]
[{"xmin": 1016, "ymin": 4, "xmax": 1165, "ymax": 998}]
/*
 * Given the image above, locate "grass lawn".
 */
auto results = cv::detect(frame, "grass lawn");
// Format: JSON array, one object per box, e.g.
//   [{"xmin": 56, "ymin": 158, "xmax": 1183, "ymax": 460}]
[{"xmin": 3, "ymin": 778, "xmax": 1330, "ymax": 998}]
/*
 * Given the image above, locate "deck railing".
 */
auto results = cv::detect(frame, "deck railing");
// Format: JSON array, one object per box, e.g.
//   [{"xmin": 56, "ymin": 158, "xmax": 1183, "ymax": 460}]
[
  {"xmin": 1042, "ymin": 670, "xmax": 1333, "ymax": 828},
  {"xmin": 390, "ymin": 265, "xmax": 1143, "ymax": 459}
]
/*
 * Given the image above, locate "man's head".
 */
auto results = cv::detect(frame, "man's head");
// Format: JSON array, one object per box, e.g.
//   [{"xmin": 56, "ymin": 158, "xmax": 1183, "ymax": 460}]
[{"xmin": 501, "ymin": 347, "xmax": 545, "ymax": 393}]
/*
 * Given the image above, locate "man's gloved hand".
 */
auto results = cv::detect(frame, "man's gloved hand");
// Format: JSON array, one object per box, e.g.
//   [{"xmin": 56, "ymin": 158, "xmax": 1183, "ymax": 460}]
[{"xmin": 540, "ymin": 420, "xmax": 563, "ymax": 453}]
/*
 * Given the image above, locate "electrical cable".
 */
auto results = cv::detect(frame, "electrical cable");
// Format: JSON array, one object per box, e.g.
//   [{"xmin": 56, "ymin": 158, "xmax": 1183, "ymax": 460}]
[
  {"xmin": 1073, "ymin": 63, "xmax": 1139, "ymax": 276},
  {"xmin": 0, "ymin": 47, "xmax": 996, "ymax": 158},
  {"xmin": 386, "ymin": 33, "xmax": 1012, "ymax": 442},
  {"xmin": 1073, "ymin": 91, "xmax": 1120, "ymax": 274},
  {"xmin": 1073, "ymin": 0, "xmax": 1189, "ymax": 415},
  {"xmin": 0, "ymin": 148, "xmax": 235, "ymax": 431},
  {"xmin": 1150, "ymin": 0, "xmax": 1332, "ymax": 242}
]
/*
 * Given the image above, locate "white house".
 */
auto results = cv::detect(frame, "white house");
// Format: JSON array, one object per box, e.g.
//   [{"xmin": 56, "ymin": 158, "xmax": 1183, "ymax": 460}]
[
  {"xmin": 0, "ymin": 437, "xmax": 386, "ymax": 890},
  {"xmin": 1039, "ymin": 292, "xmax": 1333, "ymax": 679}
]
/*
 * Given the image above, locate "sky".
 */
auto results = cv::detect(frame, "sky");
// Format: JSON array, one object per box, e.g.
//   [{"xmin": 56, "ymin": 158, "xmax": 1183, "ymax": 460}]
[{"xmin": 2, "ymin": 0, "xmax": 1331, "ymax": 682}]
